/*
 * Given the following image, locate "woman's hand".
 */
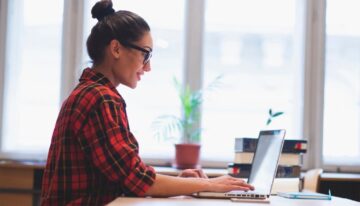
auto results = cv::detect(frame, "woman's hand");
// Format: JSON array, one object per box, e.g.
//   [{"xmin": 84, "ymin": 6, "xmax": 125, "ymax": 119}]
[
  {"xmin": 207, "ymin": 175, "xmax": 254, "ymax": 192},
  {"xmin": 178, "ymin": 169, "xmax": 208, "ymax": 178}
]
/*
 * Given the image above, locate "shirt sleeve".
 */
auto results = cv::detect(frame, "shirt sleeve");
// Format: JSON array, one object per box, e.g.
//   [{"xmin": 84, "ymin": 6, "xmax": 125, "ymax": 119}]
[{"xmin": 78, "ymin": 99, "xmax": 156, "ymax": 196}]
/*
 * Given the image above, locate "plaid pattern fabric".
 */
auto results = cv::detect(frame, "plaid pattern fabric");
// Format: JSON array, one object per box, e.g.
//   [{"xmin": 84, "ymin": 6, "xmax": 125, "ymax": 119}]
[{"xmin": 41, "ymin": 68, "xmax": 156, "ymax": 206}]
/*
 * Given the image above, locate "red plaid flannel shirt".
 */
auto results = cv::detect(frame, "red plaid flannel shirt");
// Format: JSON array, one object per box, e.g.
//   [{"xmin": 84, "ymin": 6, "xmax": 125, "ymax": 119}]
[{"xmin": 41, "ymin": 68, "xmax": 156, "ymax": 206}]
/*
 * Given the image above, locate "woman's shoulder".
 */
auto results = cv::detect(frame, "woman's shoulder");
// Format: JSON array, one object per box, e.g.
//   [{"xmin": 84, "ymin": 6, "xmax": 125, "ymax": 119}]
[{"xmin": 68, "ymin": 81, "xmax": 122, "ymax": 108}]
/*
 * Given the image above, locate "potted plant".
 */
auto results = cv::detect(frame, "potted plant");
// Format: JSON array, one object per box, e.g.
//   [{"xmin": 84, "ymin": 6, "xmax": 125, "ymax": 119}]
[{"xmin": 152, "ymin": 76, "xmax": 222, "ymax": 169}]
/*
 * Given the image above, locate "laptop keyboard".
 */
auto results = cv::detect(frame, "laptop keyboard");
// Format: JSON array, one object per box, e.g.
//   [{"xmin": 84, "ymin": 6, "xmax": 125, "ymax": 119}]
[{"xmin": 225, "ymin": 192, "xmax": 268, "ymax": 199}]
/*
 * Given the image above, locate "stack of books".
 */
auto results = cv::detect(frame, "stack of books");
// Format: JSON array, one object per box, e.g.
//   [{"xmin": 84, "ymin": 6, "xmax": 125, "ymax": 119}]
[{"xmin": 228, "ymin": 137, "xmax": 307, "ymax": 194}]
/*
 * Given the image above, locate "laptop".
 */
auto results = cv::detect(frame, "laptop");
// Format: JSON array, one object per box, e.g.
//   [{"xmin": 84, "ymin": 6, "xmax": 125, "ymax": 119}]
[{"xmin": 195, "ymin": 129, "xmax": 286, "ymax": 199}]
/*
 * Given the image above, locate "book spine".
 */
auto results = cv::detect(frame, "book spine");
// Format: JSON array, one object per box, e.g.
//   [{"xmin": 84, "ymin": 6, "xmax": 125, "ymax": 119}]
[
  {"xmin": 235, "ymin": 138, "xmax": 307, "ymax": 153},
  {"xmin": 234, "ymin": 152, "xmax": 303, "ymax": 165},
  {"xmin": 282, "ymin": 140, "xmax": 307, "ymax": 153},
  {"xmin": 228, "ymin": 163, "xmax": 301, "ymax": 178},
  {"xmin": 228, "ymin": 163, "xmax": 252, "ymax": 178}
]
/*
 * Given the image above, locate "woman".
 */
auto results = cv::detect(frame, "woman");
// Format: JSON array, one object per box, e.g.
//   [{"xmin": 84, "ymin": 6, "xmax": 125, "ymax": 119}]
[{"xmin": 40, "ymin": 1, "xmax": 253, "ymax": 205}]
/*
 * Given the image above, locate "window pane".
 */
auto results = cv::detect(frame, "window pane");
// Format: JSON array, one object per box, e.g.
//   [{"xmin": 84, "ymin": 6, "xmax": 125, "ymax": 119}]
[
  {"xmin": 323, "ymin": 0, "xmax": 360, "ymax": 165},
  {"xmin": 85, "ymin": 0, "xmax": 185, "ymax": 158},
  {"xmin": 2, "ymin": 0, "xmax": 63, "ymax": 153},
  {"xmin": 202, "ymin": 0, "xmax": 303, "ymax": 161}
]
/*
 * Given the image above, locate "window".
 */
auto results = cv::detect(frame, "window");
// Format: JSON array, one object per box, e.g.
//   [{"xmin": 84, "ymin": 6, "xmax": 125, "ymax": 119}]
[
  {"xmin": 1, "ymin": 0, "xmax": 63, "ymax": 154},
  {"xmin": 85, "ymin": 0, "xmax": 185, "ymax": 159},
  {"xmin": 0, "ymin": 0, "xmax": 359, "ymax": 171},
  {"xmin": 323, "ymin": 0, "xmax": 360, "ymax": 165},
  {"xmin": 201, "ymin": 0, "xmax": 304, "ymax": 161}
]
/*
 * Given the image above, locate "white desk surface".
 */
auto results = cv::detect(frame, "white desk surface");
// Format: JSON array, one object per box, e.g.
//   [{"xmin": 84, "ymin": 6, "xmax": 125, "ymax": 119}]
[{"xmin": 107, "ymin": 195, "xmax": 360, "ymax": 206}]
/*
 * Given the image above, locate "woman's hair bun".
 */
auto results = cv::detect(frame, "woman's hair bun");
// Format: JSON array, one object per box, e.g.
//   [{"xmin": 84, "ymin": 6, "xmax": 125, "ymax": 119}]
[{"xmin": 91, "ymin": 0, "xmax": 115, "ymax": 21}]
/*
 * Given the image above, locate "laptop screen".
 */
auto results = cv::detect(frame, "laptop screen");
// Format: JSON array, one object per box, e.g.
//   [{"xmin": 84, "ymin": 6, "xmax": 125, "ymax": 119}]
[{"xmin": 248, "ymin": 130, "xmax": 285, "ymax": 194}]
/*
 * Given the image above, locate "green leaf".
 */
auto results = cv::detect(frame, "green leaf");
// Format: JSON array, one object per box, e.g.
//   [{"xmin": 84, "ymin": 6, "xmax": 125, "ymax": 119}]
[
  {"xmin": 190, "ymin": 128, "xmax": 202, "ymax": 143},
  {"xmin": 272, "ymin": 112, "xmax": 284, "ymax": 117},
  {"xmin": 266, "ymin": 118, "xmax": 272, "ymax": 126},
  {"xmin": 269, "ymin": 109, "xmax": 273, "ymax": 116}
]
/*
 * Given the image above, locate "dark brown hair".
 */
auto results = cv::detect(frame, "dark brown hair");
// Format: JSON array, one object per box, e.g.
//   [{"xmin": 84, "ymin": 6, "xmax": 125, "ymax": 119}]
[{"xmin": 86, "ymin": 0, "xmax": 150, "ymax": 65}]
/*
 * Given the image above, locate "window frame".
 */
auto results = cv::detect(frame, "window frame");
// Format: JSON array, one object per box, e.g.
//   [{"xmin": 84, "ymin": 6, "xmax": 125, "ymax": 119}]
[
  {"xmin": 60, "ymin": 0, "xmax": 85, "ymax": 102},
  {"xmin": 0, "ymin": 0, "xmax": 8, "ymax": 151},
  {"xmin": 302, "ymin": 0, "xmax": 326, "ymax": 171}
]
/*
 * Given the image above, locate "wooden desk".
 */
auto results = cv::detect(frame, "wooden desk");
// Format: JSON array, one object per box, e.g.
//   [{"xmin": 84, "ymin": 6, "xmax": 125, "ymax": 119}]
[{"xmin": 107, "ymin": 196, "xmax": 360, "ymax": 206}]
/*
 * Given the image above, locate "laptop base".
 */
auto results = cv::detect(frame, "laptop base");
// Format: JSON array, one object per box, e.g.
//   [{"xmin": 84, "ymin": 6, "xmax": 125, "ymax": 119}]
[{"xmin": 231, "ymin": 197, "xmax": 270, "ymax": 204}]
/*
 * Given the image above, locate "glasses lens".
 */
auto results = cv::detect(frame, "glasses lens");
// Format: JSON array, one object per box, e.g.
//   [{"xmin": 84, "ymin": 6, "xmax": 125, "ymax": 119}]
[
  {"xmin": 122, "ymin": 41, "xmax": 152, "ymax": 64},
  {"xmin": 144, "ymin": 51, "xmax": 152, "ymax": 64}
]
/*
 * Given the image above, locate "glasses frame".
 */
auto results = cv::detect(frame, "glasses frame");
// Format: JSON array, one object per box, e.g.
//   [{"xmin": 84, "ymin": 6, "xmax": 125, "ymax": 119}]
[{"xmin": 121, "ymin": 41, "xmax": 152, "ymax": 64}]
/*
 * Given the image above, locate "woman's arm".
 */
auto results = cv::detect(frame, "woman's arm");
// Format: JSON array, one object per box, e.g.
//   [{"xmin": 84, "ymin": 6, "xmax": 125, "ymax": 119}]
[{"xmin": 144, "ymin": 173, "xmax": 253, "ymax": 197}]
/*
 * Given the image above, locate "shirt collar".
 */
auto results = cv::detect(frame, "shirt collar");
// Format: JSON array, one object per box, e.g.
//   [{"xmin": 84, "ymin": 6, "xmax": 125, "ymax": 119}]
[{"xmin": 79, "ymin": 68, "xmax": 120, "ymax": 96}]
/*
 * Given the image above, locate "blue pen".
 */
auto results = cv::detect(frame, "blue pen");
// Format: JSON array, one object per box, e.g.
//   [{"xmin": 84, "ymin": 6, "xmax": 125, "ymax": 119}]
[{"xmin": 328, "ymin": 190, "xmax": 332, "ymax": 200}]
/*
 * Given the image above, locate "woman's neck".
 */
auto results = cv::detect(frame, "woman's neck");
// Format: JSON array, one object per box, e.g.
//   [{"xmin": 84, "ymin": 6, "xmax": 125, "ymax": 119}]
[{"xmin": 92, "ymin": 63, "xmax": 119, "ymax": 87}]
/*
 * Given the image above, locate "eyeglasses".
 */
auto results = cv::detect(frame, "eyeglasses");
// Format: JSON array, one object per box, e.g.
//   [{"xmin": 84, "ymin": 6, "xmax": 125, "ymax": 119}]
[{"xmin": 121, "ymin": 41, "xmax": 152, "ymax": 65}]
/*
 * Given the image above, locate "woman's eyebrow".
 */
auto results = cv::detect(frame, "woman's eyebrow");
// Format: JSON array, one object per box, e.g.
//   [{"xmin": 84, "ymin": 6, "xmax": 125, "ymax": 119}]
[{"xmin": 144, "ymin": 46, "xmax": 153, "ymax": 51}]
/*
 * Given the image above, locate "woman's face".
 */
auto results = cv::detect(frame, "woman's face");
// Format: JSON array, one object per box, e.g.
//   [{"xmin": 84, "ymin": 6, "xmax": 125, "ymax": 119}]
[{"xmin": 113, "ymin": 32, "xmax": 153, "ymax": 89}]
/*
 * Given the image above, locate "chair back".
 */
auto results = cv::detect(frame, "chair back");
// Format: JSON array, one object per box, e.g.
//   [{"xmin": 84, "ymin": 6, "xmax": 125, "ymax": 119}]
[{"xmin": 303, "ymin": 168, "xmax": 323, "ymax": 192}]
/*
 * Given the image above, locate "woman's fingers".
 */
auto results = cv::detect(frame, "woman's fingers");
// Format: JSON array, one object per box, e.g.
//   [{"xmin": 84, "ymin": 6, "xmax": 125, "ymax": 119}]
[
  {"xmin": 208, "ymin": 175, "xmax": 255, "ymax": 192},
  {"xmin": 178, "ymin": 169, "xmax": 199, "ymax": 178},
  {"xmin": 178, "ymin": 169, "xmax": 208, "ymax": 178},
  {"xmin": 226, "ymin": 181, "xmax": 254, "ymax": 190},
  {"xmin": 237, "ymin": 182, "xmax": 255, "ymax": 190},
  {"xmin": 194, "ymin": 169, "xmax": 208, "ymax": 178},
  {"xmin": 229, "ymin": 178, "xmax": 253, "ymax": 189},
  {"xmin": 228, "ymin": 185, "xmax": 253, "ymax": 191}
]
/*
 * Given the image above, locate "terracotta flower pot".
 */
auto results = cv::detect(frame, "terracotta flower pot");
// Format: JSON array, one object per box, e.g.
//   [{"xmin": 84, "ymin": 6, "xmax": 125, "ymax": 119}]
[{"xmin": 173, "ymin": 143, "xmax": 201, "ymax": 169}]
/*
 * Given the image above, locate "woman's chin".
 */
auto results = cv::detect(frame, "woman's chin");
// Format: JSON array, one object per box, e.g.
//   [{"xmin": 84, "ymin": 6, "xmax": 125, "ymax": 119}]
[
  {"xmin": 121, "ymin": 81, "xmax": 137, "ymax": 89},
  {"xmin": 129, "ymin": 81, "xmax": 138, "ymax": 89}
]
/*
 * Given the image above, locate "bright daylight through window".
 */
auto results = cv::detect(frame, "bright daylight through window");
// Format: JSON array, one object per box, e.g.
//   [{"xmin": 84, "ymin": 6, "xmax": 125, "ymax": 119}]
[
  {"xmin": 2, "ymin": 0, "xmax": 63, "ymax": 154},
  {"xmin": 201, "ymin": 0, "xmax": 303, "ymax": 161},
  {"xmin": 0, "ymin": 0, "xmax": 359, "ymax": 170},
  {"xmin": 323, "ymin": 0, "xmax": 360, "ymax": 165}
]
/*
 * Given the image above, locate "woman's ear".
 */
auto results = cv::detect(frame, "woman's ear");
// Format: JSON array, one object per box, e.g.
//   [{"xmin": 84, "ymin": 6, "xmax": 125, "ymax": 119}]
[{"xmin": 109, "ymin": 39, "xmax": 122, "ymax": 59}]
